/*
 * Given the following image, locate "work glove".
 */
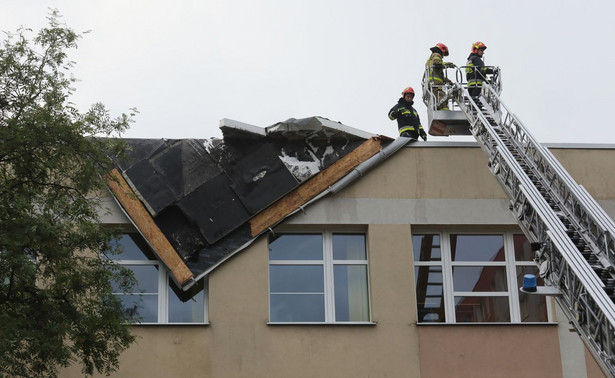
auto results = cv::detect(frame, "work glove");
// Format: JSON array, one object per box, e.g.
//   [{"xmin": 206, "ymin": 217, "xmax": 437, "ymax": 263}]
[
  {"xmin": 445, "ymin": 62, "xmax": 456, "ymax": 68},
  {"xmin": 419, "ymin": 128, "xmax": 427, "ymax": 141}
]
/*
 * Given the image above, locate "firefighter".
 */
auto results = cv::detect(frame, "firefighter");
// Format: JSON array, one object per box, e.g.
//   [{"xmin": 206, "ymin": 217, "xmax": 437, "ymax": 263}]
[
  {"xmin": 425, "ymin": 43, "xmax": 456, "ymax": 110},
  {"xmin": 389, "ymin": 86, "xmax": 427, "ymax": 141},
  {"xmin": 465, "ymin": 41, "xmax": 494, "ymax": 104}
]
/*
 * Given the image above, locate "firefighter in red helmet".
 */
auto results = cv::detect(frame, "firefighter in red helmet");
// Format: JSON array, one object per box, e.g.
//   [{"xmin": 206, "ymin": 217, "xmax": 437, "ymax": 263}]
[
  {"xmin": 466, "ymin": 41, "xmax": 494, "ymax": 105},
  {"xmin": 388, "ymin": 86, "xmax": 427, "ymax": 141},
  {"xmin": 425, "ymin": 43, "xmax": 456, "ymax": 110}
]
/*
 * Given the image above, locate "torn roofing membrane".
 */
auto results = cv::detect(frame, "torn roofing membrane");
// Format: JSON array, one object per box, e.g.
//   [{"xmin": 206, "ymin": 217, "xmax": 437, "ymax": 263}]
[{"xmin": 110, "ymin": 116, "xmax": 387, "ymax": 285}]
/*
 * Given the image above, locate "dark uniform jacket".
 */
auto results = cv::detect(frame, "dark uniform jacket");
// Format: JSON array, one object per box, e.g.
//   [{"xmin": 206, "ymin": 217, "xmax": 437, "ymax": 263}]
[
  {"xmin": 388, "ymin": 98, "xmax": 422, "ymax": 137},
  {"xmin": 466, "ymin": 53, "xmax": 493, "ymax": 86}
]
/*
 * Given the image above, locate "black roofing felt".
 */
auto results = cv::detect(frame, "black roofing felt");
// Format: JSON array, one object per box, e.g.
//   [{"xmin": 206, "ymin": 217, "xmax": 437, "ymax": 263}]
[{"xmin": 112, "ymin": 117, "xmax": 373, "ymax": 279}]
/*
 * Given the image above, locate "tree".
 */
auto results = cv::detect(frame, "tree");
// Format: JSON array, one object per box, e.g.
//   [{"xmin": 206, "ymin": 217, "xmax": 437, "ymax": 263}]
[{"xmin": 0, "ymin": 10, "xmax": 138, "ymax": 377}]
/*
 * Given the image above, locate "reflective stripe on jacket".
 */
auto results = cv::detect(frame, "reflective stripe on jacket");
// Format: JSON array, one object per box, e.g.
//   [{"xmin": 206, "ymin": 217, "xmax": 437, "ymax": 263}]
[
  {"xmin": 465, "ymin": 54, "xmax": 493, "ymax": 86},
  {"xmin": 425, "ymin": 52, "xmax": 449, "ymax": 84},
  {"xmin": 388, "ymin": 98, "xmax": 422, "ymax": 134}
]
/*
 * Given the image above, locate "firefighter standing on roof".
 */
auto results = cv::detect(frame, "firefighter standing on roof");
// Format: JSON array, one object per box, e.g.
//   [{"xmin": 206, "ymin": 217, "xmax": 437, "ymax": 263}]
[
  {"xmin": 425, "ymin": 43, "xmax": 455, "ymax": 110},
  {"xmin": 389, "ymin": 87, "xmax": 427, "ymax": 141},
  {"xmin": 466, "ymin": 41, "xmax": 494, "ymax": 103}
]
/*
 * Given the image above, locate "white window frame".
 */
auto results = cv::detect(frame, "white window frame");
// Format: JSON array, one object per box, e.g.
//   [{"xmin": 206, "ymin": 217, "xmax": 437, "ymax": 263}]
[
  {"xmin": 268, "ymin": 231, "xmax": 372, "ymax": 324},
  {"xmin": 413, "ymin": 230, "xmax": 553, "ymax": 324},
  {"xmin": 110, "ymin": 234, "xmax": 208, "ymax": 325}
]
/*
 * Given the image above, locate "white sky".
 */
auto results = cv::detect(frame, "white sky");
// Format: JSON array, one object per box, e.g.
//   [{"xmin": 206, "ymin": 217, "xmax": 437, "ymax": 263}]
[{"xmin": 3, "ymin": 0, "xmax": 615, "ymax": 143}]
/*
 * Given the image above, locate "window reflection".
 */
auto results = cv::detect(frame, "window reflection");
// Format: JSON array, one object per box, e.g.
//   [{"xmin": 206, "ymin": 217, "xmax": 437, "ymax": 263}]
[
  {"xmin": 117, "ymin": 294, "xmax": 158, "ymax": 323},
  {"xmin": 414, "ymin": 232, "xmax": 549, "ymax": 324},
  {"xmin": 454, "ymin": 296, "xmax": 510, "ymax": 322},
  {"xmin": 415, "ymin": 266, "xmax": 445, "ymax": 322},
  {"xmin": 268, "ymin": 232, "xmax": 369, "ymax": 323},
  {"xmin": 334, "ymin": 265, "xmax": 369, "ymax": 321},
  {"xmin": 413, "ymin": 234, "xmax": 441, "ymax": 261},
  {"xmin": 269, "ymin": 265, "xmax": 324, "ymax": 293},
  {"xmin": 514, "ymin": 234, "xmax": 534, "ymax": 261},
  {"xmin": 450, "ymin": 234, "xmax": 504, "ymax": 261},
  {"xmin": 453, "ymin": 266, "xmax": 507, "ymax": 292},
  {"xmin": 270, "ymin": 294, "xmax": 325, "ymax": 322},
  {"xmin": 107, "ymin": 234, "xmax": 151, "ymax": 261},
  {"xmin": 109, "ymin": 233, "xmax": 206, "ymax": 324},
  {"xmin": 333, "ymin": 234, "xmax": 366, "ymax": 260},
  {"xmin": 168, "ymin": 281, "xmax": 205, "ymax": 323},
  {"xmin": 269, "ymin": 234, "xmax": 323, "ymax": 260}
]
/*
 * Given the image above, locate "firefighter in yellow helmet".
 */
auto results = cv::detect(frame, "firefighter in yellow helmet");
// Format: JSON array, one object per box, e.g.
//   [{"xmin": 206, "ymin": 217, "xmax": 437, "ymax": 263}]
[
  {"xmin": 466, "ymin": 41, "xmax": 494, "ymax": 105},
  {"xmin": 425, "ymin": 43, "xmax": 456, "ymax": 110},
  {"xmin": 388, "ymin": 86, "xmax": 427, "ymax": 141}
]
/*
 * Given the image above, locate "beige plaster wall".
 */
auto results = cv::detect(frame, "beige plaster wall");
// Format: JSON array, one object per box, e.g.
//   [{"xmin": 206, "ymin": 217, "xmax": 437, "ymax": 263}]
[
  {"xmin": 549, "ymin": 148, "xmax": 615, "ymax": 199},
  {"xmin": 202, "ymin": 225, "xmax": 421, "ymax": 378},
  {"xmin": 340, "ymin": 146, "xmax": 615, "ymax": 201},
  {"xmin": 586, "ymin": 347, "xmax": 608, "ymax": 378},
  {"xmin": 60, "ymin": 145, "xmax": 615, "ymax": 377},
  {"xmin": 340, "ymin": 147, "xmax": 505, "ymax": 199},
  {"xmin": 417, "ymin": 325, "xmax": 563, "ymax": 378},
  {"xmin": 60, "ymin": 326, "xmax": 213, "ymax": 377}
]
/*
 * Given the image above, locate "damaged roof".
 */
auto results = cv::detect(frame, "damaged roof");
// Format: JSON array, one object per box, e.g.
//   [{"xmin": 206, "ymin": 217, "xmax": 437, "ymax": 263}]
[{"xmin": 107, "ymin": 116, "xmax": 393, "ymax": 289}]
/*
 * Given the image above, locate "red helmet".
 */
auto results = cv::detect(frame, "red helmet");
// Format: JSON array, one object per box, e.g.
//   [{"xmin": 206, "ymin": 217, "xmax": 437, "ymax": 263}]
[
  {"xmin": 471, "ymin": 41, "xmax": 487, "ymax": 53},
  {"xmin": 402, "ymin": 87, "xmax": 415, "ymax": 96},
  {"xmin": 434, "ymin": 43, "xmax": 449, "ymax": 56}
]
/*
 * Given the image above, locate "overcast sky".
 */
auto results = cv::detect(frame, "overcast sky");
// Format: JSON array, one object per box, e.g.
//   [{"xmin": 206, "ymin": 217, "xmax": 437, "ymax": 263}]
[{"xmin": 3, "ymin": 0, "xmax": 615, "ymax": 143}]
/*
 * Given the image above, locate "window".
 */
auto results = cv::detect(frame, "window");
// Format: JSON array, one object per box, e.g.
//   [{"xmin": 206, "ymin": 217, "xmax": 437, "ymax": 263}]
[
  {"xmin": 107, "ymin": 233, "xmax": 207, "ymax": 324},
  {"xmin": 413, "ymin": 232, "xmax": 549, "ymax": 323},
  {"xmin": 268, "ymin": 232, "xmax": 370, "ymax": 323}
]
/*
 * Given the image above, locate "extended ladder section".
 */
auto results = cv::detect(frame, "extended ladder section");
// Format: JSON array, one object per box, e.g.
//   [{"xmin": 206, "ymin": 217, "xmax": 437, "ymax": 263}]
[{"xmin": 424, "ymin": 70, "xmax": 615, "ymax": 377}]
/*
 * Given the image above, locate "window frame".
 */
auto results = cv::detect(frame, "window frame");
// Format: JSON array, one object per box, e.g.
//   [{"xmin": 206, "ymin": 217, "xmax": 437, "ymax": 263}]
[
  {"xmin": 109, "ymin": 233, "xmax": 209, "ymax": 325},
  {"xmin": 413, "ymin": 230, "xmax": 552, "ymax": 324},
  {"xmin": 268, "ymin": 230, "xmax": 372, "ymax": 324}
]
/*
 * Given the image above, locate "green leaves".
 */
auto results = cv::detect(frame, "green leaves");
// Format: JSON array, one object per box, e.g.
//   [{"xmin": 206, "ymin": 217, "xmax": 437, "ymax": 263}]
[{"xmin": 0, "ymin": 10, "xmax": 137, "ymax": 377}]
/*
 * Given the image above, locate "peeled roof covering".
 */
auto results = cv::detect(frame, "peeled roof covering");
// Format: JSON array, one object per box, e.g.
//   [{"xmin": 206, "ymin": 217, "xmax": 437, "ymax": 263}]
[{"xmin": 109, "ymin": 117, "xmax": 385, "ymax": 284}]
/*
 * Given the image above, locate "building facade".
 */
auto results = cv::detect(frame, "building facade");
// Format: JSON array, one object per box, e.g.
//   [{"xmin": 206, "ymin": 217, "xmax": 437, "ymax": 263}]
[{"xmin": 63, "ymin": 133, "xmax": 614, "ymax": 377}]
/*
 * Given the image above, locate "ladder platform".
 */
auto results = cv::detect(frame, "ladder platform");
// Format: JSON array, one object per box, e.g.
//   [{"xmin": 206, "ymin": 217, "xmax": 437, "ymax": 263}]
[{"xmin": 427, "ymin": 110, "xmax": 472, "ymax": 136}]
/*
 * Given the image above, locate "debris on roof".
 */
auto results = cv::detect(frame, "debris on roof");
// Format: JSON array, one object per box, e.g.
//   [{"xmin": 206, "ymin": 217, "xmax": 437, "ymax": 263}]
[{"xmin": 108, "ymin": 116, "xmax": 391, "ymax": 288}]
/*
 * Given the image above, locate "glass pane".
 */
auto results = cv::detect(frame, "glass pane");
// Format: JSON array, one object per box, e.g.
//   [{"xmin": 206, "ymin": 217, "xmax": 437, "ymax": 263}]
[
  {"xmin": 454, "ymin": 296, "xmax": 510, "ymax": 322},
  {"xmin": 269, "ymin": 234, "xmax": 322, "ymax": 260},
  {"xmin": 412, "ymin": 234, "xmax": 441, "ymax": 261},
  {"xmin": 514, "ymin": 234, "xmax": 534, "ymax": 261},
  {"xmin": 168, "ymin": 287, "xmax": 205, "ymax": 323},
  {"xmin": 517, "ymin": 267, "xmax": 548, "ymax": 322},
  {"xmin": 415, "ymin": 266, "xmax": 445, "ymax": 323},
  {"xmin": 269, "ymin": 265, "xmax": 324, "ymax": 293},
  {"xmin": 453, "ymin": 266, "xmax": 507, "ymax": 292},
  {"xmin": 333, "ymin": 234, "xmax": 366, "ymax": 260},
  {"xmin": 112, "ymin": 265, "xmax": 159, "ymax": 293},
  {"xmin": 450, "ymin": 234, "xmax": 504, "ymax": 261},
  {"xmin": 270, "ymin": 293, "xmax": 325, "ymax": 322},
  {"xmin": 108, "ymin": 234, "xmax": 150, "ymax": 260},
  {"xmin": 334, "ymin": 265, "xmax": 369, "ymax": 321},
  {"xmin": 118, "ymin": 294, "xmax": 158, "ymax": 323}
]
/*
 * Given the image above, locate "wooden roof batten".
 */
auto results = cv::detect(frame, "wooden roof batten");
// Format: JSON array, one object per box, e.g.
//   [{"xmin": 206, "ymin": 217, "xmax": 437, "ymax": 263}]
[{"xmin": 105, "ymin": 168, "xmax": 194, "ymax": 287}]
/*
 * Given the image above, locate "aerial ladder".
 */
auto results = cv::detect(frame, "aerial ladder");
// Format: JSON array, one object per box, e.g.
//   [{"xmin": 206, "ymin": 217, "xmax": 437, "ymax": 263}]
[{"xmin": 422, "ymin": 67, "xmax": 615, "ymax": 377}]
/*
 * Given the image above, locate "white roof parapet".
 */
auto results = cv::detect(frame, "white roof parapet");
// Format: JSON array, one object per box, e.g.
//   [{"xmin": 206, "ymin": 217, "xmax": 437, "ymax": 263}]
[
  {"xmin": 266, "ymin": 116, "xmax": 376, "ymax": 140},
  {"xmin": 219, "ymin": 118, "xmax": 266, "ymax": 137}
]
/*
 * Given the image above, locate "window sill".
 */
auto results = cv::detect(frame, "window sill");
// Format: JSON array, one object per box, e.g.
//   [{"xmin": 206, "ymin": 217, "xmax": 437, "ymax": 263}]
[
  {"xmin": 416, "ymin": 322, "xmax": 558, "ymax": 326},
  {"xmin": 267, "ymin": 321, "xmax": 377, "ymax": 326}
]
